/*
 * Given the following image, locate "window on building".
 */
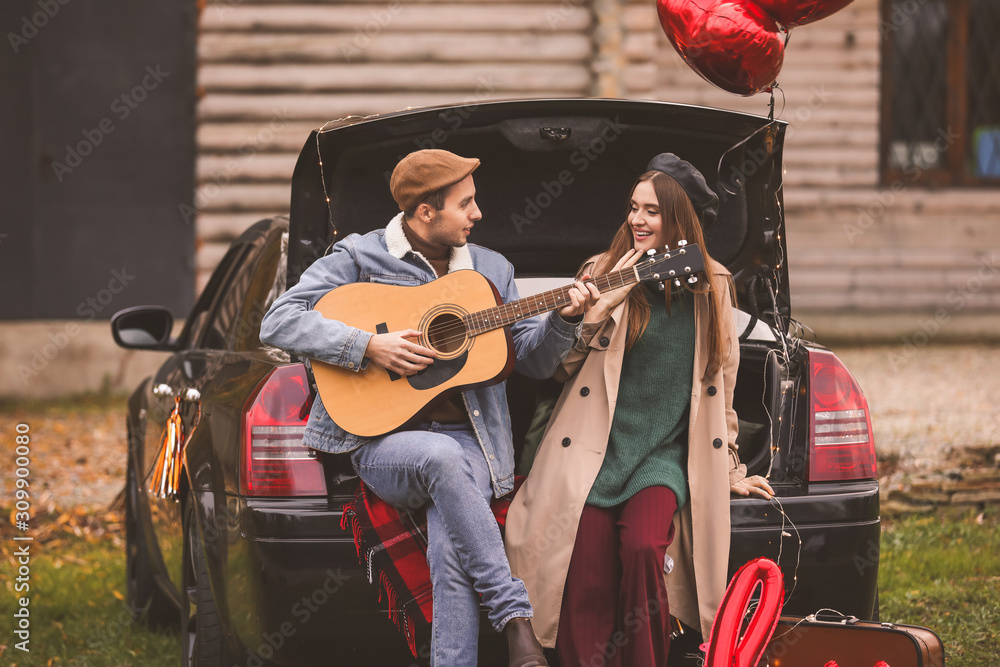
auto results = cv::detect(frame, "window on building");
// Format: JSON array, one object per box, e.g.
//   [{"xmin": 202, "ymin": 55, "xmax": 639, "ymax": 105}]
[{"xmin": 880, "ymin": 0, "xmax": 1000, "ymax": 185}]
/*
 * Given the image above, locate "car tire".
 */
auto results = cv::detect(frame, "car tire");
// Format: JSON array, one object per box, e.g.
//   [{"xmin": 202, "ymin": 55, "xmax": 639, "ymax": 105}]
[
  {"xmin": 125, "ymin": 442, "xmax": 175, "ymax": 629},
  {"xmin": 182, "ymin": 493, "xmax": 232, "ymax": 667}
]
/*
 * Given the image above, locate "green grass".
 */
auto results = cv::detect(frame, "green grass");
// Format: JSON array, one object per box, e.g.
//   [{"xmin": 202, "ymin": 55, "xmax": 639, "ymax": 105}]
[
  {"xmin": 879, "ymin": 506, "xmax": 1000, "ymax": 666},
  {"xmin": 1, "ymin": 539, "xmax": 179, "ymax": 667}
]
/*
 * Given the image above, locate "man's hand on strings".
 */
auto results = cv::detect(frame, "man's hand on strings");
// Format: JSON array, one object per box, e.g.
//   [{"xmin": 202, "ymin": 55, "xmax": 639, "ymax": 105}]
[{"xmin": 364, "ymin": 329, "xmax": 437, "ymax": 376}]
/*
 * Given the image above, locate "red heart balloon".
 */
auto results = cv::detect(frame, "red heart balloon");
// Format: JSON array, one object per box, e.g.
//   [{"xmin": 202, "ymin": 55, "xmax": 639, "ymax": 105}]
[
  {"xmin": 657, "ymin": 0, "xmax": 784, "ymax": 96},
  {"xmin": 751, "ymin": 0, "xmax": 854, "ymax": 27}
]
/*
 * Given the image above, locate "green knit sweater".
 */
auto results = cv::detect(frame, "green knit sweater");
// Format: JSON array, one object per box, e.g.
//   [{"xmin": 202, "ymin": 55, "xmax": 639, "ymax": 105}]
[{"xmin": 587, "ymin": 285, "xmax": 696, "ymax": 508}]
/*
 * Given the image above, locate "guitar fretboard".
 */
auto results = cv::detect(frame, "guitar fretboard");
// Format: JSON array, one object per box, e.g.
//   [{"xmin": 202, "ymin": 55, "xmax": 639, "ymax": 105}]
[{"xmin": 464, "ymin": 267, "xmax": 637, "ymax": 336}]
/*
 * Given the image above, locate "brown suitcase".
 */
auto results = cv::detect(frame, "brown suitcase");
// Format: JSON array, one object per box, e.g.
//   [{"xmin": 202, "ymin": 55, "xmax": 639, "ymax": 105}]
[{"xmin": 760, "ymin": 611, "xmax": 945, "ymax": 667}]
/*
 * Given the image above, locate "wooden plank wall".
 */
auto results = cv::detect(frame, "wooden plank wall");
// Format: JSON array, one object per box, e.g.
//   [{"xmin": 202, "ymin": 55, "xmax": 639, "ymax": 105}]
[
  {"xmin": 195, "ymin": 0, "xmax": 999, "ymax": 312},
  {"xmin": 195, "ymin": 0, "xmax": 595, "ymax": 289}
]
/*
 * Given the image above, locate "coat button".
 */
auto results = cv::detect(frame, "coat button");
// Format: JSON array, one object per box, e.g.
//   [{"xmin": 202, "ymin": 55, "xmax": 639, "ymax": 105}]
[
  {"xmin": 707, "ymin": 385, "xmax": 717, "ymax": 396},
  {"xmin": 580, "ymin": 386, "xmax": 590, "ymax": 396},
  {"xmin": 599, "ymin": 336, "xmax": 610, "ymax": 347},
  {"xmin": 713, "ymin": 438, "xmax": 723, "ymax": 449},
  {"xmin": 562, "ymin": 437, "xmax": 572, "ymax": 447}
]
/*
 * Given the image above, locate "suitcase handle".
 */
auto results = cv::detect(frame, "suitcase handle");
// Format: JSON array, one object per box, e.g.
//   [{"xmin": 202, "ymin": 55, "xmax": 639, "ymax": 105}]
[{"xmin": 805, "ymin": 609, "xmax": 860, "ymax": 626}]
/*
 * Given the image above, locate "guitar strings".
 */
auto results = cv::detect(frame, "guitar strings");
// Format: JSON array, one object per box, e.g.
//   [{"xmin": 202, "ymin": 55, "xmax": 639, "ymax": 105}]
[
  {"xmin": 419, "ymin": 267, "xmax": 639, "ymax": 340},
  {"xmin": 415, "ymin": 258, "xmax": 691, "ymax": 346}
]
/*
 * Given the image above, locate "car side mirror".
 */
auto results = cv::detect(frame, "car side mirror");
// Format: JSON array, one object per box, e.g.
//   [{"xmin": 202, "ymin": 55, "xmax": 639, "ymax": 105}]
[{"xmin": 111, "ymin": 306, "xmax": 177, "ymax": 351}]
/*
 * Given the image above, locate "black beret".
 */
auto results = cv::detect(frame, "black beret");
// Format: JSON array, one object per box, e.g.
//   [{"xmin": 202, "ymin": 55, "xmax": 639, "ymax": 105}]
[{"xmin": 645, "ymin": 153, "xmax": 719, "ymax": 226}]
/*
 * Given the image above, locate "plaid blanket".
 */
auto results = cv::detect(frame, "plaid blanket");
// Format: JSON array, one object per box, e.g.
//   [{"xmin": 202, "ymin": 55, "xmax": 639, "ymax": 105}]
[{"xmin": 340, "ymin": 477, "xmax": 524, "ymax": 657}]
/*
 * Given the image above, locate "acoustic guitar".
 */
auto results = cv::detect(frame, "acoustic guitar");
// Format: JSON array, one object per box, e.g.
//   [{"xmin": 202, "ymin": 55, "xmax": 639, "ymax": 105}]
[{"xmin": 311, "ymin": 244, "xmax": 705, "ymax": 437}]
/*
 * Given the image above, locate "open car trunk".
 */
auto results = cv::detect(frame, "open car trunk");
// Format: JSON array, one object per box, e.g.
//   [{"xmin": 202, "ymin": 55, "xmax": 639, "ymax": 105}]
[
  {"xmin": 288, "ymin": 98, "xmax": 806, "ymax": 487},
  {"xmin": 288, "ymin": 98, "xmax": 791, "ymax": 324}
]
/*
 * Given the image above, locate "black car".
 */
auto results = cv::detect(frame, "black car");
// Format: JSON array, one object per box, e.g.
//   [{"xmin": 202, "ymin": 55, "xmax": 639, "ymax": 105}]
[{"xmin": 112, "ymin": 98, "xmax": 880, "ymax": 667}]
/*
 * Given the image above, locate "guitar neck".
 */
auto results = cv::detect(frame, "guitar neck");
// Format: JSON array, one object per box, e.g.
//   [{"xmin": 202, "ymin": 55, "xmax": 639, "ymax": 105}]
[{"xmin": 465, "ymin": 266, "xmax": 639, "ymax": 336}]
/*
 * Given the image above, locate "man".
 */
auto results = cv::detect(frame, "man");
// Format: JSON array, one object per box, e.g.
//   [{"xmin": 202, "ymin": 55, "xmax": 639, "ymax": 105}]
[{"xmin": 259, "ymin": 149, "xmax": 597, "ymax": 666}]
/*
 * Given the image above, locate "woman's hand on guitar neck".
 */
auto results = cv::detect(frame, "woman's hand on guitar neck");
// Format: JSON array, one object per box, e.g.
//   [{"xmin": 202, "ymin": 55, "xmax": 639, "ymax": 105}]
[
  {"xmin": 363, "ymin": 329, "xmax": 438, "ymax": 376},
  {"xmin": 558, "ymin": 280, "xmax": 601, "ymax": 321},
  {"xmin": 583, "ymin": 249, "xmax": 642, "ymax": 324}
]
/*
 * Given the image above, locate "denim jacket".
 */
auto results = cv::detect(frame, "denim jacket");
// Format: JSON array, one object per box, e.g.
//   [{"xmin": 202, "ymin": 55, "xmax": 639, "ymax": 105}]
[{"xmin": 259, "ymin": 213, "xmax": 579, "ymax": 497}]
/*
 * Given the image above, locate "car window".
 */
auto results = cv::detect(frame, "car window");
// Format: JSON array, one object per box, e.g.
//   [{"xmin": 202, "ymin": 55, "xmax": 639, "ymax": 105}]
[
  {"xmin": 177, "ymin": 244, "xmax": 247, "ymax": 349},
  {"xmin": 178, "ymin": 243, "xmax": 252, "ymax": 350},
  {"xmin": 229, "ymin": 229, "xmax": 287, "ymax": 352},
  {"xmin": 201, "ymin": 246, "xmax": 258, "ymax": 351}
]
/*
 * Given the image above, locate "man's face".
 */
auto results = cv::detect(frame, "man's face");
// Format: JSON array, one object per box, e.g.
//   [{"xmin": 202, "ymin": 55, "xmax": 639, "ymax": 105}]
[{"xmin": 426, "ymin": 175, "xmax": 481, "ymax": 247}]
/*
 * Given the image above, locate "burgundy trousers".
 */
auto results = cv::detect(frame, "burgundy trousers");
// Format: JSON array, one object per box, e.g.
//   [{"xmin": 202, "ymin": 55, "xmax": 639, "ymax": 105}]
[{"xmin": 556, "ymin": 486, "xmax": 679, "ymax": 667}]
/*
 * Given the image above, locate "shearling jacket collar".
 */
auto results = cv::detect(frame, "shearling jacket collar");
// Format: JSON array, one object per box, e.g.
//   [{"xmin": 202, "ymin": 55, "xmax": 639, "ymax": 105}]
[{"xmin": 384, "ymin": 212, "xmax": 474, "ymax": 274}]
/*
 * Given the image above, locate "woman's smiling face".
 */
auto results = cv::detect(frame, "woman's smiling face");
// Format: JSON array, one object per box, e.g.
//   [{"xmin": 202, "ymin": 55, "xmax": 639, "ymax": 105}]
[{"xmin": 628, "ymin": 179, "xmax": 667, "ymax": 254}]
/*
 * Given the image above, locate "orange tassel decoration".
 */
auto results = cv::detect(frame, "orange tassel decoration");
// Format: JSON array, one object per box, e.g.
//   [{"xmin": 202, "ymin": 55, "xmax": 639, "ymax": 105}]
[{"xmin": 150, "ymin": 397, "xmax": 185, "ymax": 499}]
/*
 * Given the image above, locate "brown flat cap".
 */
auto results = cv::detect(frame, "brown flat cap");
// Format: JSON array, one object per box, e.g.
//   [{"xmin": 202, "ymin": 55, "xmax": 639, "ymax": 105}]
[{"xmin": 390, "ymin": 149, "xmax": 481, "ymax": 211}]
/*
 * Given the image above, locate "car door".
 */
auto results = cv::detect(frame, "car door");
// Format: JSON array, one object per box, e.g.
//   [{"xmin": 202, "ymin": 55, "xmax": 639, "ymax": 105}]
[{"xmin": 141, "ymin": 240, "xmax": 255, "ymax": 598}]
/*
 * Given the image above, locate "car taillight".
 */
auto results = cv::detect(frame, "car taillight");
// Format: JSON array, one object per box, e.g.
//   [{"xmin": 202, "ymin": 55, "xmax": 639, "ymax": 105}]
[
  {"xmin": 241, "ymin": 364, "xmax": 327, "ymax": 497},
  {"xmin": 807, "ymin": 349, "xmax": 877, "ymax": 482}
]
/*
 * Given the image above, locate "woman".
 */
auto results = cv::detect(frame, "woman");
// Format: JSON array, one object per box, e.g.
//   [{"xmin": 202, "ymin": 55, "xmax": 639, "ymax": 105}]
[{"xmin": 505, "ymin": 153, "xmax": 774, "ymax": 667}]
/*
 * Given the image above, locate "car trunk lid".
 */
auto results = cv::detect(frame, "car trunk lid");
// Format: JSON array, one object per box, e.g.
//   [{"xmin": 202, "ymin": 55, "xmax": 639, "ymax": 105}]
[{"xmin": 287, "ymin": 98, "xmax": 791, "ymax": 325}]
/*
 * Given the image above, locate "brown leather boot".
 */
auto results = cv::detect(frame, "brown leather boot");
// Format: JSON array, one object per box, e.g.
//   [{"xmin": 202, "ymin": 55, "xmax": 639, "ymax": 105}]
[{"xmin": 506, "ymin": 618, "xmax": 549, "ymax": 667}]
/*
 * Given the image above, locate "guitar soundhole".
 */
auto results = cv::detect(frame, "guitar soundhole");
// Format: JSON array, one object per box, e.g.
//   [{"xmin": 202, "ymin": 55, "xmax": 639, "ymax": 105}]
[{"xmin": 426, "ymin": 313, "xmax": 467, "ymax": 355}]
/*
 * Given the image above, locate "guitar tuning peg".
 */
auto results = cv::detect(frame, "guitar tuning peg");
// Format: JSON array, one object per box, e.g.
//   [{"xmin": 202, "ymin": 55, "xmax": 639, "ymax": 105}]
[
  {"xmin": 687, "ymin": 276, "xmax": 698, "ymax": 284},
  {"xmin": 674, "ymin": 279, "xmax": 682, "ymax": 287},
  {"xmin": 662, "ymin": 243, "xmax": 670, "ymax": 251},
  {"xmin": 657, "ymin": 281, "xmax": 666, "ymax": 291},
  {"xmin": 646, "ymin": 248, "xmax": 656, "ymax": 256},
  {"xmin": 677, "ymin": 239, "xmax": 688, "ymax": 247}
]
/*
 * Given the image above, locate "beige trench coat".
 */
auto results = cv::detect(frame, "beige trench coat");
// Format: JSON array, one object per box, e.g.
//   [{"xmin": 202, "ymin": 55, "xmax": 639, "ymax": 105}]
[{"xmin": 505, "ymin": 259, "xmax": 748, "ymax": 646}]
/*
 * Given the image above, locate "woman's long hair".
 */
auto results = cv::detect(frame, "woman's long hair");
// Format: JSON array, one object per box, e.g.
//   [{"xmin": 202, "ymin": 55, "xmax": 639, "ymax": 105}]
[{"xmin": 592, "ymin": 170, "xmax": 735, "ymax": 377}]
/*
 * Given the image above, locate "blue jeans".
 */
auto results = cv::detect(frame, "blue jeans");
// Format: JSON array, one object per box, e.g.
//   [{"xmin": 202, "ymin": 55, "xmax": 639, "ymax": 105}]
[{"xmin": 350, "ymin": 422, "xmax": 532, "ymax": 666}]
